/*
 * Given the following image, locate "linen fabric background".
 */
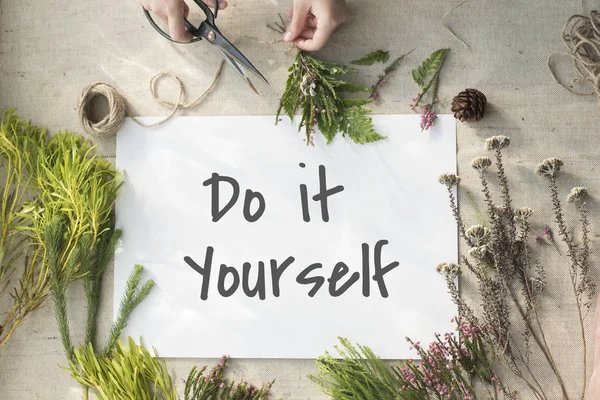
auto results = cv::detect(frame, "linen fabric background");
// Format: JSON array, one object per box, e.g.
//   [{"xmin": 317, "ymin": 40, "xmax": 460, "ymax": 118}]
[{"xmin": 1, "ymin": 0, "xmax": 600, "ymax": 398}]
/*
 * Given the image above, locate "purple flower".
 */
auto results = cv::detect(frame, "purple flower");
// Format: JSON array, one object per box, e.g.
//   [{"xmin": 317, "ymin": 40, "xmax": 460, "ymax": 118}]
[
  {"xmin": 543, "ymin": 226, "xmax": 554, "ymax": 243},
  {"xmin": 420, "ymin": 104, "xmax": 437, "ymax": 131}
]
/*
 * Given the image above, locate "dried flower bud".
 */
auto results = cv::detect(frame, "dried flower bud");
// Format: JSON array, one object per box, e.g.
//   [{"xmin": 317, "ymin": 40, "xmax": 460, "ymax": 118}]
[
  {"xmin": 568, "ymin": 186, "xmax": 588, "ymax": 203},
  {"xmin": 485, "ymin": 136, "xmax": 510, "ymax": 151},
  {"xmin": 300, "ymin": 74, "xmax": 317, "ymax": 97},
  {"xmin": 468, "ymin": 245, "xmax": 490, "ymax": 259},
  {"xmin": 514, "ymin": 207, "xmax": 534, "ymax": 222},
  {"xmin": 437, "ymin": 173, "xmax": 460, "ymax": 187},
  {"xmin": 466, "ymin": 225, "xmax": 491, "ymax": 245},
  {"xmin": 436, "ymin": 262, "xmax": 461, "ymax": 278},
  {"xmin": 492, "ymin": 205, "xmax": 509, "ymax": 218},
  {"xmin": 530, "ymin": 276, "xmax": 544, "ymax": 293},
  {"xmin": 536, "ymin": 158, "xmax": 563, "ymax": 178},
  {"xmin": 471, "ymin": 156, "xmax": 492, "ymax": 171}
]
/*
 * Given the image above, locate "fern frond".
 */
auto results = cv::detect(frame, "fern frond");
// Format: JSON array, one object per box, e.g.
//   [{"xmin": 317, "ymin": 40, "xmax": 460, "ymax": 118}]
[
  {"xmin": 351, "ymin": 50, "xmax": 390, "ymax": 66},
  {"xmin": 411, "ymin": 48, "xmax": 448, "ymax": 86},
  {"xmin": 276, "ymin": 51, "xmax": 384, "ymax": 145},
  {"xmin": 343, "ymin": 107, "xmax": 385, "ymax": 144}
]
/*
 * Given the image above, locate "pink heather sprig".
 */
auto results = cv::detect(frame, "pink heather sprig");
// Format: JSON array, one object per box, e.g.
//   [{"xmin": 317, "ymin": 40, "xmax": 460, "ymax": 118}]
[
  {"xmin": 419, "ymin": 100, "xmax": 439, "ymax": 131},
  {"xmin": 410, "ymin": 49, "xmax": 448, "ymax": 132},
  {"xmin": 397, "ymin": 317, "xmax": 516, "ymax": 399},
  {"xmin": 184, "ymin": 354, "xmax": 273, "ymax": 399}
]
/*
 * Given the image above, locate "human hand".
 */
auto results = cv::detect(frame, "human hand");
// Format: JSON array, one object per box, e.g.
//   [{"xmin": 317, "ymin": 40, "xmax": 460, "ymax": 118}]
[
  {"xmin": 284, "ymin": 0, "xmax": 348, "ymax": 51},
  {"xmin": 137, "ymin": 0, "xmax": 228, "ymax": 42},
  {"xmin": 589, "ymin": 293, "xmax": 600, "ymax": 399}
]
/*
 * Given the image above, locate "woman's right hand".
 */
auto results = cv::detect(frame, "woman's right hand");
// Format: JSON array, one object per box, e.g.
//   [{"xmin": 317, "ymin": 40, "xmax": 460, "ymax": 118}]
[{"xmin": 137, "ymin": 0, "xmax": 228, "ymax": 42}]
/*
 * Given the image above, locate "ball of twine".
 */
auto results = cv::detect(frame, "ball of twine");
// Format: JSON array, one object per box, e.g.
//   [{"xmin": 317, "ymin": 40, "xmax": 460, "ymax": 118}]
[
  {"xmin": 548, "ymin": 10, "xmax": 600, "ymax": 109},
  {"xmin": 78, "ymin": 83, "xmax": 127, "ymax": 137},
  {"xmin": 77, "ymin": 62, "xmax": 225, "ymax": 137}
]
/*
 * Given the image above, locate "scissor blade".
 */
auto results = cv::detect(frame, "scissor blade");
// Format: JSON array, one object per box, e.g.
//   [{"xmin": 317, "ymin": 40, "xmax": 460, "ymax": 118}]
[
  {"xmin": 216, "ymin": 47, "xmax": 260, "ymax": 94},
  {"xmin": 213, "ymin": 34, "xmax": 268, "ymax": 84}
]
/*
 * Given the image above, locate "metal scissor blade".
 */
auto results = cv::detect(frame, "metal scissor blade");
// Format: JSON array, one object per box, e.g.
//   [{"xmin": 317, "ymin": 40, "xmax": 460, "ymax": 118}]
[
  {"xmin": 216, "ymin": 47, "xmax": 260, "ymax": 94},
  {"xmin": 212, "ymin": 33, "xmax": 268, "ymax": 84}
]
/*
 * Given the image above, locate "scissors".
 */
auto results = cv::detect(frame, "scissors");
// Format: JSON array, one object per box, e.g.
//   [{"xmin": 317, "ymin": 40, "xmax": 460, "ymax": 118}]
[{"xmin": 143, "ymin": 0, "xmax": 268, "ymax": 93}]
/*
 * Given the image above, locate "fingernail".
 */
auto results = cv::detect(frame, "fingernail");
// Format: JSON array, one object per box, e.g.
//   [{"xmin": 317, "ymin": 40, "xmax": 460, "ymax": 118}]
[{"xmin": 284, "ymin": 32, "xmax": 292, "ymax": 41}]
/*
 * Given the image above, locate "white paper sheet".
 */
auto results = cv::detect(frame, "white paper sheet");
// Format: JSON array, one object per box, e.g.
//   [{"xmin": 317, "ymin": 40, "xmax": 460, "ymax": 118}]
[{"xmin": 115, "ymin": 115, "xmax": 457, "ymax": 359}]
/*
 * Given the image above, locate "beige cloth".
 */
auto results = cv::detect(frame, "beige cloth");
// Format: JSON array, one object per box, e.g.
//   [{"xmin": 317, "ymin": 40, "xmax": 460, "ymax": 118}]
[{"xmin": 1, "ymin": 0, "xmax": 599, "ymax": 398}]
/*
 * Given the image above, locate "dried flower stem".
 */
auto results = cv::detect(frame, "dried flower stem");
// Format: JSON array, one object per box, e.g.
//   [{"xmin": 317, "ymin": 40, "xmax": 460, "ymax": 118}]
[
  {"xmin": 476, "ymin": 165, "xmax": 569, "ymax": 399},
  {"xmin": 369, "ymin": 49, "xmax": 415, "ymax": 100},
  {"xmin": 507, "ymin": 283, "xmax": 569, "ymax": 399},
  {"xmin": 447, "ymin": 186, "xmax": 474, "ymax": 247},
  {"xmin": 498, "ymin": 354, "xmax": 545, "ymax": 400},
  {"xmin": 494, "ymin": 149, "xmax": 516, "ymax": 243},
  {"xmin": 547, "ymin": 175, "xmax": 588, "ymax": 399}
]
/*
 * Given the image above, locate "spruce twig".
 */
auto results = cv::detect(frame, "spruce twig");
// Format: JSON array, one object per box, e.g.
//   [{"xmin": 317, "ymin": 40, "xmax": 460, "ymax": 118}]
[
  {"xmin": 103, "ymin": 265, "xmax": 154, "ymax": 356},
  {"xmin": 47, "ymin": 217, "xmax": 76, "ymax": 364},
  {"xmin": 83, "ymin": 228, "xmax": 121, "ymax": 347}
]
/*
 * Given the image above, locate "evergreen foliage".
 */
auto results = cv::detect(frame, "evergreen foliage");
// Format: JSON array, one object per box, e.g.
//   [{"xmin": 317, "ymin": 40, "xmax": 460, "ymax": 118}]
[
  {"xmin": 351, "ymin": 50, "xmax": 390, "ymax": 66},
  {"xmin": 276, "ymin": 52, "xmax": 385, "ymax": 145}
]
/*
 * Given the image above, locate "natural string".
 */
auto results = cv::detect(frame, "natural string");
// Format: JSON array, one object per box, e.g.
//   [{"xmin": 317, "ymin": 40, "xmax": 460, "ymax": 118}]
[
  {"xmin": 441, "ymin": 0, "xmax": 470, "ymax": 49},
  {"xmin": 78, "ymin": 60, "xmax": 225, "ymax": 137},
  {"xmin": 548, "ymin": 10, "xmax": 600, "ymax": 109}
]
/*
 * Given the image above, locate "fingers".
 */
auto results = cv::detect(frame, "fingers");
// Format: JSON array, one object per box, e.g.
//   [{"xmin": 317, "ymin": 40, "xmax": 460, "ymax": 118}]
[
  {"xmin": 284, "ymin": 0, "xmax": 311, "ymax": 42},
  {"xmin": 297, "ymin": 28, "xmax": 315, "ymax": 40},
  {"xmin": 166, "ymin": 1, "xmax": 193, "ymax": 42},
  {"xmin": 202, "ymin": 0, "xmax": 228, "ymax": 9},
  {"xmin": 286, "ymin": 10, "xmax": 317, "ymax": 28},
  {"xmin": 293, "ymin": 22, "xmax": 335, "ymax": 51}
]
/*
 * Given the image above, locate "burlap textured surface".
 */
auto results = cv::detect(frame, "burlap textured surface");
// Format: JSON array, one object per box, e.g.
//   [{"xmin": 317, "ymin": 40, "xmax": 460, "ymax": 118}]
[{"xmin": 1, "ymin": 0, "xmax": 600, "ymax": 398}]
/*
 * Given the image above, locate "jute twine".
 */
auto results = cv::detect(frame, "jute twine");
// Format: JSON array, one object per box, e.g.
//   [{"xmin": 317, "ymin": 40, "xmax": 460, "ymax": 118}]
[
  {"xmin": 548, "ymin": 10, "xmax": 600, "ymax": 110},
  {"xmin": 78, "ymin": 61, "xmax": 225, "ymax": 137}
]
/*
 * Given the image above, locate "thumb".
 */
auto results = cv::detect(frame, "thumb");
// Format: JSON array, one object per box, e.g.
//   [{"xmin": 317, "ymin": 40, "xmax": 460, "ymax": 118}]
[{"xmin": 284, "ymin": 1, "xmax": 310, "ymax": 42}]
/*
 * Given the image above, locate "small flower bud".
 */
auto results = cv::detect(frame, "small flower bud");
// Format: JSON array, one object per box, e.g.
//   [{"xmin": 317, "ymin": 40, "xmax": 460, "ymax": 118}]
[
  {"xmin": 471, "ymin": 156, "xmax": 492, "ymax": 171},
  {"xmin": 536, "ymin": 158, "xmax": 563, "ymax": 178},
  {"xmin": 438, "ymin": 173, "xmax": 461, "ymax": 187},
  {"xmin": 514, "ymin": 207, "xmax": 534, "ymax": 222},
  {"xmin": 485, "ymin": 136, "xmax": 511, "ymax": 151},
  {"xmin": 568, "ymin": 187, "xmax": 588, "ymax": 203},
  {"xmin": 466, "ymin": 225, "xmax": 491, "ymax": 245},
  {"xmin": 436, "ymin": 262, "xmax": 461, "ymax": 279},
  {"xmin": 468, "ymin": 245, "xmax": 491, "ymax": 260}
]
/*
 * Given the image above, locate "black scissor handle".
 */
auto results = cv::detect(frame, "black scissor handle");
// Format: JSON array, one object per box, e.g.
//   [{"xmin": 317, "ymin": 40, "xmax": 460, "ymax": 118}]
[
  {"xmin": 143, "ymin": 8, "xmax": 203, "ymax": 43},
  {"xmin": 143, "ymin": 0, "xmax": 219, "ymax": 44},
  {"xmin": 190, "ymin": 0, "xmax": 218, "ymax": 23}
]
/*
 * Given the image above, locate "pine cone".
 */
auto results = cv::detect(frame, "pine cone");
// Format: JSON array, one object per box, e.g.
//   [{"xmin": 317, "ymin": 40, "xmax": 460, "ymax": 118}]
[{"xmin": 451, "ymin": 89, "xmax": 487, "ymax": 122}]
